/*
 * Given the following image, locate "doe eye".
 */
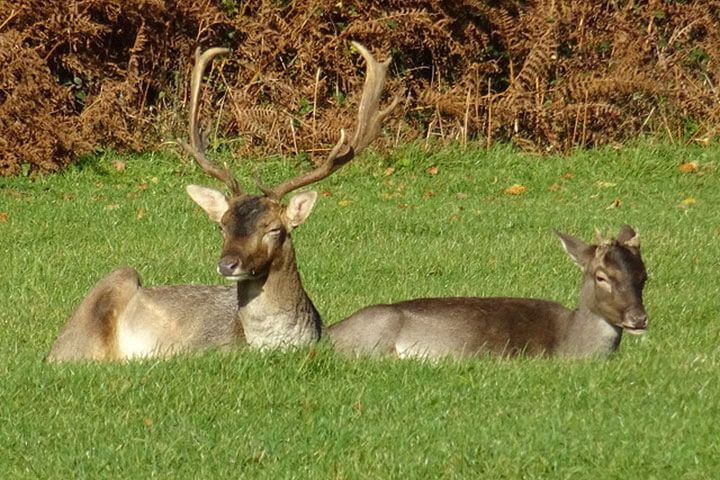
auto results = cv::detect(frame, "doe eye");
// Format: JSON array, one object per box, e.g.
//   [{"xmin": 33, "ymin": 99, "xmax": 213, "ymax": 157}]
[{"xmin": 595, "ymin": 273, "xmax": 609, "ymax": 283}]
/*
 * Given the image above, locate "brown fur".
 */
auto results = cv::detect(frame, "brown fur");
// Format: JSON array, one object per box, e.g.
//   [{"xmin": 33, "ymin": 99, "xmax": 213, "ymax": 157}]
[
  {"xmin": 46, "ymin": 267, "xmax": 240, "ymax": 362},
  {"xmin": 184, "ymin": 43, "xmax": 395, "ymax": 350},
  {"xmin": 189, "ymin": 190, "xmax": 323, "ymax": 349},
  {"xmin": 47, "ymin": 267, "xmax": 139, "ymax": 362},
  {"xmin": 328, "ymin": 226, "xmax": 648, "ymax": 359}
]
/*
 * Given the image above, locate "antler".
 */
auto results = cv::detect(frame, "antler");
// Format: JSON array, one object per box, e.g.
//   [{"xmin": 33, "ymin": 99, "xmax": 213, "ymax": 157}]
[
  {"xmin": 180, "ymin": 47, "xmax": 242, "ymax": 195},
  {"xmin": 260, "ymin": 41, "xmax": 400, "ymax": 200}
]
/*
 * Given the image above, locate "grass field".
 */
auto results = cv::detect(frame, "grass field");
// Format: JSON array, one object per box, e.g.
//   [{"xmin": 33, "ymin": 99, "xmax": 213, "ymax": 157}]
[{"xmin": 1, "ymin": 141, "xmax": 719, "ymax": 478}]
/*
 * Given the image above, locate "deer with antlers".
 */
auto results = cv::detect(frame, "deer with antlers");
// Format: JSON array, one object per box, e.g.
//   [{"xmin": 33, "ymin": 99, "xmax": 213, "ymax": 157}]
[
  {"xmin": 47, "ymin": 42, "xmax": 396, "ymax": 361},
  {"xmin": 184, "ymin": 43, "xmax": 398, "ymax": 349}
]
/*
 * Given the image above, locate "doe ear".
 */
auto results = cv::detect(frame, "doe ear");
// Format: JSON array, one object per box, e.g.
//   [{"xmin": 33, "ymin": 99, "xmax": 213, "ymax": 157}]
[
  {"xmin": 285, "ymin": 191, "xmax": 318, "ymax": 230},
  {"xmin": 186, "ymin": 184, "xmax": 229, "ymax": 223},
  {"xmin": 617, "ymin": 224, "xmax": 640, "ymax": 249},
  {"xmin": 555, "ymin": 230, "xmax": 594, "ymax": 268}
]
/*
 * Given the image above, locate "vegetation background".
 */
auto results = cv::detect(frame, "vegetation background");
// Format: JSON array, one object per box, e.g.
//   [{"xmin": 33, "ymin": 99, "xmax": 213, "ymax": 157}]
[{"xmin": 2, "ymin": 0, "xmax": 720, "ymax": 175}]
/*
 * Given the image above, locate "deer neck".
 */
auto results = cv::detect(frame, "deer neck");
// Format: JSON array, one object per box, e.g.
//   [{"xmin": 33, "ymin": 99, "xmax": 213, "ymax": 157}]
[
  {"xmin": 557, "ymin": 283, "xmax": 622, "ymax": 358},
  {"xmin": 235, "ymin": 240, "xmax": 322, "ymax": 349}
]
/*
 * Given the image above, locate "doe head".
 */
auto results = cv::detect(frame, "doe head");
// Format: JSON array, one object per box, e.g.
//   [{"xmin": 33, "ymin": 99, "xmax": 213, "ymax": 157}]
[{"xmin": 557, "ymin": 224, "xmax": 648, "ymax": 334}]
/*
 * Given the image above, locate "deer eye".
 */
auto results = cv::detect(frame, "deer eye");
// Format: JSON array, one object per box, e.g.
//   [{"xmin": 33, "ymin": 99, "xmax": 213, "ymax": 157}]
[{"xmin": 595, "ymin": 272, "xmax": 609, "ymax": 284}]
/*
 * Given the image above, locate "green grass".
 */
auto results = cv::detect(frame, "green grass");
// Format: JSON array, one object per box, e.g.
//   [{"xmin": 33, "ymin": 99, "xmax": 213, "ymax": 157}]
[{"xmin": 1, "ymin": 141, "xmax": 719, "ymax": 478}]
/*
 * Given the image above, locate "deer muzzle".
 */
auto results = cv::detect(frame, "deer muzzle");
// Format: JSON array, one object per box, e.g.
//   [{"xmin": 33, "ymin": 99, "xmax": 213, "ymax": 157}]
[
  {"xmin": 621, "ymin": 308, "xmax": 648, "ymax": 335},
  {"xmin": 217, "ymin": 255, "xmax": 251, "ymax": 280}
]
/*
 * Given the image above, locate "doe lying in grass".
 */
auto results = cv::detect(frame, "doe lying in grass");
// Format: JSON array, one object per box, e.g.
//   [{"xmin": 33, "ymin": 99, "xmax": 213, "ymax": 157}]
[{"xmin": 327, "ymin": 225, "xmax": 648, "ymax": 359}]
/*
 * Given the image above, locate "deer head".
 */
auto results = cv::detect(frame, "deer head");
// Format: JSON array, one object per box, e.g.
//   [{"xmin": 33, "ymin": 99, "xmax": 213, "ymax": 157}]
[
  {"xmin": 557, "ymin": 224, "xmax": 648, "ymax": 334},
  {"xmin": 182, "ymin": 44, "xmax": 398, "ymax": 281}
]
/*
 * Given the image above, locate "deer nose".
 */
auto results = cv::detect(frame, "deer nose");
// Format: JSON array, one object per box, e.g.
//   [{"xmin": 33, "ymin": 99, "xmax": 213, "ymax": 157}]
[
  {"xmin": 624, "ymin": 309, "xmax": 648, "ymax": 331},
  {"xmin": 217, "ymin": 256, "xmax": 240, "ymax": 277}
]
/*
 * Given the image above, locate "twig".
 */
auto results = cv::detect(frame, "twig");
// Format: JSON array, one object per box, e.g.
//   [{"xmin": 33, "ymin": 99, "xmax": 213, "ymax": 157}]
[
  {"xmin": 639, "ymin": 106, "xmax": 656, "ymax": 131},
  {"xmin": 581, "ymin": 91, "xmax": 589, "ymax": 147},
  {"xmin": 486, "ymin": 77, "xmax": 492, "ymax": 149},
  {"xmin": 289, "ymin": 116, "xmax": 299, "ymax": 156},
  {"xmin": 312, "ymin": 67, "xmax": 321, "ymax": 145},
  {"xmin": 0, "ymin": 9, "xmax": 17, "ymax": 32},
  {"xmin": 463, "ymin": 87, "xmax": 471, "ymax": 148}
]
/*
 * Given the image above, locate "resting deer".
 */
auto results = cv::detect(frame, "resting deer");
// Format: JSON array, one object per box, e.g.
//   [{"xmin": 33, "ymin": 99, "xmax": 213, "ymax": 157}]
[
  {"xmin": 327, "ymin": 225, "xmax": 648, "ymax": 359},
  {"xmin": 47, "ymin": 269, "xmax": 239, "ymax": 362},
  {"xmin": 184, "ymin": 43, "xmax": 398, "ymax": 349}
]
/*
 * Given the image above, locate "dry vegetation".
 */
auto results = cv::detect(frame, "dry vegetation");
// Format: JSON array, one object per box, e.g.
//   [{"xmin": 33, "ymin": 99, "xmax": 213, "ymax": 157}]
[{"xmin": 1, "ymin": 0, "xmax": 719, "ymax": 175}]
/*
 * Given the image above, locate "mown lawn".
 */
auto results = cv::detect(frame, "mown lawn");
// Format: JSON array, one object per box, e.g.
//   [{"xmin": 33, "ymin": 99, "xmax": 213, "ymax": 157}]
[{"xmin": 0, "ymin": 141, "xmax": 718, "ymax": 478}]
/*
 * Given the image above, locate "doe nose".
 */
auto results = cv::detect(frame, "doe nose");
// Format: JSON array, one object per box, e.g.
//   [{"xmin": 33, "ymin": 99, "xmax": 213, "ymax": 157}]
[{"xmin": 218, "ymin": 256, "xmax": 240, "ymax": 277}]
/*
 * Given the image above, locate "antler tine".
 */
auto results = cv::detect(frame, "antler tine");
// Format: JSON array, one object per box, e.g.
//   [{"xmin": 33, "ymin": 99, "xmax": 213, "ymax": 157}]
[
  {"xmin": 265, "ymin": 41, "xmax": 398, "ymax": 200},
  {"xmin": 180, "ymin": 47, "xmax": 242, "ymax": 195},
  {"xmin": 349, "ymin": 41, "xmax": 401, "ymax": 152}
]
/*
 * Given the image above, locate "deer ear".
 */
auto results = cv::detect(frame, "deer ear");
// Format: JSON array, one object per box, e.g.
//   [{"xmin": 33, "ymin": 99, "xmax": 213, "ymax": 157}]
[
  {"xmin": 285, "ymin": 191, "xmax": 318, "ymax": 229},
  {"xmin": 556, "ymin": 230, "xmax": 594, "ymax": 268},
  {"xmin": 617, "ymin": 224, "xmax": 640, "ymax": 249},
  {"xmin": 186, "ymin": 184, "xmax": 229, "ymax": 223}
]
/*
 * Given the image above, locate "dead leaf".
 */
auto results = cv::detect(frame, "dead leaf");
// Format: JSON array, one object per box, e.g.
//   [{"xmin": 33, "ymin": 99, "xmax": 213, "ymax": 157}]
[
  {"xmin": 679, "ymin": 197, "xmax": 696, "ymax": 208},
  {"xmin": 456, "ymin": 193, "xmax": 467, "ymax": 200},
  {"xmin": 150, "ymin": 176, "xmax": 159, "ymax": 184},
  {"xmin": 422, "ymin": 190, "xmax": 434, "ymax": 199},
  {"xmin": 678, "ymin": 162, "xmax": 699, "ymax": 173},
  {"xmin": 384, "ymin": 167, "xmax": 395, "ymax": 176},
  {"xmin": 136, "ymin": 208, "xmax": 145, "ymax": 220},
  {"xmin": 143, "ymin": 417, "xmax": 153, "ymax": 428},
  {"xmin": 449, "ymin": 214, "xmax": 460, "ymax": 223},
  {"xmin": 0, "ymin": 212, "xmax": 8, "ymax": 223},
  {"xmin": 606, "ymin": 198, "xmax": 621, "ymax": 209},
  {"xmin": 549, "ymin": 182, "xmax": 561, "ymax": 191},
  {"xmin": 352, "ymin": 401, "xmax": 363, "ymax": 413},
  {"xmin": 321, "ymin": 190, "xmax": 332, "ymax": 198},
  {"xmin": 137, "ymin": 182, "xmax": 148, "ymax": 191},
  {"xmin": 596, "ymin": 181, "xmax": 616, "ymax": 188},
  {"xmin": 113, "ymin": 160, "xmax": 126, "ymax": 172},
  {"xmin": 426, "ymin": 166, "xmax": 439, "ymax": 176},
  {"xmin": 504, "ymin": 184, "xmax": 528, "ymax": 195},
  {"xmin": 338, "ymin": 199, "xmax": 351, "ymax": 208},
  {"xmin": 106, "ymin": 204, "xmax": 119, "ymax": 210},
  {"xmin": 562, "ymin": 172, "xmax": 574, "ymax": 180}
]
